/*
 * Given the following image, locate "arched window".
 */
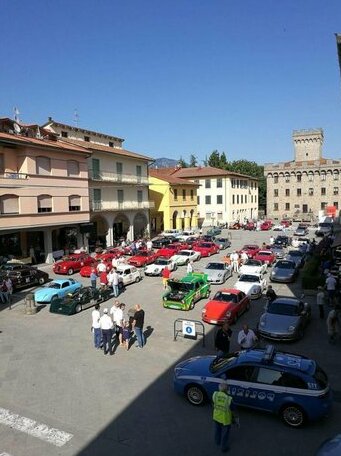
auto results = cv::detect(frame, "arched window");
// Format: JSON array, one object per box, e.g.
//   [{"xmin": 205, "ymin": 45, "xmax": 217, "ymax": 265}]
[
  {"xmin": 69, "ymin": 195, "xmax": 81, "ymax": 211},
  {"xmin": 67, "ymin": 160, "xmax": 79, "ymax": 177},
  {"xmin": 37, "ymin": 195, "xmax": 52, "ymax": 213},
  {"xmin": 36, "ymin": 156, "xmax": 51, "ymax": 175},
  {"xmin": 0, "ymin": 194, "xmax": 19, "ymax": 214}
]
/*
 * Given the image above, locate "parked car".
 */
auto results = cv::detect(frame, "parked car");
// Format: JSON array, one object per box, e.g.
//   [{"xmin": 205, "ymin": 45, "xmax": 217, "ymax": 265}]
[
  {"xmin": 80, "ymin": 259, "xmax": 111, "ymax": 277},
  {"xmin": 144, "ymin": 257, "xmax": 177, "ymax": 276},
  {"xmin": 204, "ymin": 262, "xmax": 232, "ymax": 284},
  {"xmin": 315, "ymin": 222, "xmax": 333, "ymax": 237},
  {"xmin": 162, "ymin": 272, "xmax": 210, "ymax": 310},
  {"xmin": 258, "ymin": 297, "xmax": 311, "ymax": 341},
  {"xmin": 53, "ymin": 253, "xmax": 93, "ymax": 275},
  {"xmin": 50, "ymin": 286, "xmax": 112, "ymax": 315},
  {"xmin": 239, "ymin": 259, "xmax": 267, "ymax": 276},
  {"xmin": 34, "ymin": 279, "xmax": 82, "ymax": 303},
  {"xmin": 173, "ymin": 345, "xmax": 331, "ymax": 427},
  {"xmin": 244, "ymin": 221, "xmax": 256, "ymax": 231},
  {"xmin": 274, "ymin": 235, "xmax": 290, "ymax": 247},
  {"xmin": 229, "ymin": 222, "xmax": 242, "ymax": 230},
  {"xmin": 193, "ymin": 242, "xmax": 219, "ymax": 257},
  {"xmin": 152, "ymin": 237, "xmax": 174, "ymax": 249},
  {"xmin": 116, "ymin": 264, "xmax": 142, "ymax": 285},
  {"xmin": 294, "ymin": 224, "xmax": 309, "ymax": 236},
  {"xmin": 162, "ymin": 229, "xmax": 183, "ymax": 237},
  {"xmin": 202, "ymin": 288, "xmax": 250, "ymax": 324},
  {"xmin": 234, "ymin": 273, "xmax": 267, "ymax": 299},
  {"xmin": 207, "ymin": 226, "xmax": 222, "ymax": 236},
  {"xmin": 281, "ymin": 220, "xmax": 291, "ymax": 228},
  {"xmin": 270, "ymin": 260, "xmax": 298, "ymax": 283},
  {"xmin": 285, "ymin": 250, "xmax": 305, "ymax": 268},
  {"xmin": 176, "ymin": 231, "xmax": 198, "ymax": 242},
  {"xmin": 271, "ymin": 245, "xmax": 285, "ymax": 259},
  {"xmin": 0, "ymin": 264, "xmax": 49, "ymax": 291},
  {"xmin": 215, "ymin": 238, "xmax": 231, "ymax": 250},
  {"xmin": 170, "ymin": 250, "xmax": 201, "ymax": 266},
  {"xmin": 238, "ymin": 244, "xmax": 260, "ymax": 259},
  {"xmin": 155, "ymin": 243, "xmax": 187, "ymax": 259},
  {"xmin": 128, "ymin": 251, "xmax": 158, "ymax": 268},
  {"xmin": 273, "ymin": 224, "xmax": 284, "ymax": 231},
  {"xmin": 254, "ymin": 250, "xmax": 276, "ymax": 266},
  {"xmin": 316, "ymin": 434, "xmax": 341, "ymax": 456},
  {"xmin": 260, "ymin": 222, "xmax": 272, "ymax": 231}
]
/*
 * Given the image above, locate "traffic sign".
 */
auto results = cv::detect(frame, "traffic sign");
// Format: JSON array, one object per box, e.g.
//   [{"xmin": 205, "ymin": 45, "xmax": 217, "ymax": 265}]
[{"xmin": 182, "ymin": 320, "xmax": 196, "ymax": 338}]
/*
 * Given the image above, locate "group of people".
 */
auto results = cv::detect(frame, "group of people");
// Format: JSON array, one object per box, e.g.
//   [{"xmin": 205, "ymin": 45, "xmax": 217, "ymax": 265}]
[
  {"xmin": 214, "ymin": 322, "xmax": 258, "ymax": 356},
  {"xmin": 90, "ymin": 258, "xmax": 124, "ymax": 297},
  {"xmin": 91, "ymin": 302, "xmax": 145, "ymax": 355}
]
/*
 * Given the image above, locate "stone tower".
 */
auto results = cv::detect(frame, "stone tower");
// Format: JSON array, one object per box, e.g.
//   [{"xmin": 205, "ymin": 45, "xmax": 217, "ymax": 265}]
[{"xmin": 292, "ymin": 129, "xmax": 324, "ymax": 162}]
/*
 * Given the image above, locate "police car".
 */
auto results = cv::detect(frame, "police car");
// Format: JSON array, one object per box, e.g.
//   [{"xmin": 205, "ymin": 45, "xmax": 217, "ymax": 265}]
[{"xmin": 173, "ymin": 345, "xmax": 332, "ymax": 427}]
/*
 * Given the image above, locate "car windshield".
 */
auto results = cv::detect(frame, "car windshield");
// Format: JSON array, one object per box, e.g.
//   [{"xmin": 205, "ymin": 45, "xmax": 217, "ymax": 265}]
[
  {"xmin": 239, "ymin": 275, "xmax": 260, "ymax": 283},
  {"xmin": 267, "ymin": 301, "xmax": 299, "ymax": 316},
  {"xmin": 168, "ymin": 281, "xmax": 194, "ymax": 292},
  {"xmin": 178, "ymin": 251, "xmax": 191, "ymax": 256},
  {"xmin": 319, "ymin": 223, "xmax": 332, "ymax": 228},
  {"xmin": 276, "ymin": 261, "xmax": 294, "ymax": 269},
  {"xmin": 62, "ymin": 256, "xmax": 78, "ymax": 261},
  {"xmin": 206, "ymin": 263, "xmax": 224, "ymax": 270},
  {"xmin": 47, "ymin": 282, "xmax": 61, "ymax": 289},
  {"xmin": 217, "ymin": 238, "xmax": 226, "ymax": 243},
  {"xmin": 244, "ymin": 260, "xmax": 261, "ymax": 267},
  {"xmin": 154, "ymin": 259, "xmax": 169, "ymax": 265},
  {"xmin": 0, "ymin": 264, "xmax": 17, "ymax": 271},
  {"xmin": 213, "ymin": 292, "xmax": 237, "ymax": 303}
]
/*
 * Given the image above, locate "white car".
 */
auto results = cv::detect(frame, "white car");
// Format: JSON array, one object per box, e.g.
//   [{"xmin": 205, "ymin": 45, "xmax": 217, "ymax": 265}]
[
  {"xmin": 116, "ymin": 264, "xmax": 142, "ymax": 286},
  {"xmin": 273, "ymin": 224, "xmax": 284, "ymax": 231},
  {"xmin": 239, "ymin": 259, "xmax": 267, "ymax": 276},
  {"xmin": 234, "ymin": 273, "xmax": 267, "ymax": 299},
  {"xmin": 170, "ymin": 250, "xmax": 201, "ymax": 266},
  {"xmin": 162, "ymin": 229, "xmax": 183, "ymax": 237},
  {"xmin": 144, "ymin": 257, "xmax": 177, "ymax": 276},
  {"xmin": 176, "ymin": 231, "xmax": 199, "ymax": 242}
]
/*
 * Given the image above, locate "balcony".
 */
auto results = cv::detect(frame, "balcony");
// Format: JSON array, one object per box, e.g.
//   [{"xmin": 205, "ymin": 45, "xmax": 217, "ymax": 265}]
[
  {"xmin": 0, "ymin": 171, "xmax": 28, "ymax": 180},
  {"xmin": 90, "ymin": 200, "xmax": 155, "ymax": 211},
  {"xmin": 89, "ymin": 169, "xmax": 148, "ymax": 185}
]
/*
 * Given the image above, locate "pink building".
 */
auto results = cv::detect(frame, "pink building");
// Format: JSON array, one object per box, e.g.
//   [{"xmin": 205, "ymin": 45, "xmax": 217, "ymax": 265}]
[{"xmin": 0, "ymin": 118, "xmax": 91, "ymax": 263}]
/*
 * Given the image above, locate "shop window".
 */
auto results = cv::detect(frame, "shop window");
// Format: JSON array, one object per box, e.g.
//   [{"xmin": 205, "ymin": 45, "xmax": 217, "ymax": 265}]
[
  {"xmin": 0, "ymin": 194, "xmax": 19, "ymax": 214},
  {"xmin": 37, "ymin": 195, "xmax": 52, "ymax": 213},
  {"xmin": 36, "ymin": 156, "xmax": 51, "ymax": 175},
  {"xmin": 69, "ymin": 195, "xmax": 81, "ymax": 211}
]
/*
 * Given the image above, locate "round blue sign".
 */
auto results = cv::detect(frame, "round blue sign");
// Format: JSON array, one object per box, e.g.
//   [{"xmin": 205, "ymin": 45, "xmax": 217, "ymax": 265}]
[{"xmin": 186, "ymin": 326, "xmax": 193, "ymax": 334}]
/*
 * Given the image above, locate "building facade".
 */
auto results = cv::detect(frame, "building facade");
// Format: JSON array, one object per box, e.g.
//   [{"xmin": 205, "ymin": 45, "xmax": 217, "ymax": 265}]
[
  {"xmin": 0, "ymin": 118, "xmax": 90, "ymax": 263},
  {"xmin": 44, "ymin": 119, "xmax": 154, "ymax": 247},
  {"xmin": 264, "ymin": 129, "xmax": 341, "ymax": 221}
]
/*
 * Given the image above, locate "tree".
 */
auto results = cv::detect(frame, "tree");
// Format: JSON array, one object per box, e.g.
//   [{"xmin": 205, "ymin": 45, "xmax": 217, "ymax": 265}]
[
  {"xmin": 177, "ymin": 157, "xmax": 188, "ymax": 168},
  {"xmin": 189, "ymin": 154, "xmax": 197, "ymax": 167},
  {"xmin": 207, "ymin": 150, "xmax": 221, "ymax": 168}
]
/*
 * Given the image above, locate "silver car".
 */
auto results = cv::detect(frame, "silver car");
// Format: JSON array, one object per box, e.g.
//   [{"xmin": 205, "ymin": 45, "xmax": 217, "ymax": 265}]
[
  {"xmin": 215, "ymin": 238, "xmax": 231, "ymax": 250},
  {"xmin": 270, "ymin": 260, "xmax": 298, "ymax": 283},
  {"xmin": 285, "ymin": 250, "xmax": 305, "ymax": 268},
  {"xmin": 204, "ymin": 262, "xmax": 232, "ymax": 284},
  {"xmin": 271, "ymin": 245, "xmax": 285, "ymax": 259},
  {"xmin": 258, "ymin": 297, "xmax": 311, "ymax": 341}
]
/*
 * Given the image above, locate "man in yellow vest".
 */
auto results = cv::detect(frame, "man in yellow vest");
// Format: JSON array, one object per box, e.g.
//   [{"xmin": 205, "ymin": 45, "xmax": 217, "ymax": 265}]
[{"xmin": 212, "ymin": 383, "xmax": 234, "ymax": 452}]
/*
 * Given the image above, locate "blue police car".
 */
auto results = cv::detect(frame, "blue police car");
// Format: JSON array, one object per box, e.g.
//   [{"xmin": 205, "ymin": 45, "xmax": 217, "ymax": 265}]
[{"xmin": 174, "ymin": 345, "xmax": 332, "ymax": 427}]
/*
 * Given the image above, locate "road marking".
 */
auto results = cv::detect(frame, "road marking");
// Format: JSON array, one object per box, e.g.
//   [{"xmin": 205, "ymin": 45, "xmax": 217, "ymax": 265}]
[
  {"xmin": 0, "ymin": 408, "xmax": 73, "ymax": 447},
  {"xmin": 0, "ymin": 452, "xmax": 14, "ymax": 456}
]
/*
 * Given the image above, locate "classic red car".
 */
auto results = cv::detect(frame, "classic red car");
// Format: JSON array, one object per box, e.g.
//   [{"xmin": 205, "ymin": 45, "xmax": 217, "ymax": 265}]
[
  {"xmin": 280, "ymin": 220, "xmax": 291, "ymax": 228},
  {"xmin": 155, "ymin": 243, "xmax": 188, "ymax": 259},
  {"xmin": 79, "ymin": 259, "xmax": 112, "ymax": 277},
  {"xmin": 238, "ymin": 244, "xmax": 260, "ymax": 259},
  {"xmin": 244, "ymin": 222, "xmax": 256, "ymax": 231},
  {"xmin": 254, "ymin": 250, "xmax": 276, "ymax": 266},
  {"xmin": 229, "ymin": 222, "xmax": 242, "ymax": 230},
  {"xmin": 53, "ymin": 253, "xmax": 93, "ymax": 275},
  {"xmin": 260, "ymin": 222, "xmax": 272, "ymax": 231},
  {"xmin": 128, "ymin": 251, "xmax": 158, "ymax": 267},
  {"xmin": 192, "ymin": 242, "xmax": 219, "ymax": 257},
  {"xmin": 94, "ymin": 248, "xmax": 121, "ymax": 260},
  {"xmin": 201, "ymin": 288, "xmax": 250, "ymax": 325}
]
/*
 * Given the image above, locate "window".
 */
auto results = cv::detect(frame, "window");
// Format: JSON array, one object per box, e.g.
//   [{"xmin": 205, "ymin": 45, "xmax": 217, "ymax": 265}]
[
  {"xmin": 109, "ymin": 141, "xmax": 114, "ymax": 148},
  {"xmin": 321, "ymin": 188, "xmax": 326, "ymax": 196},
  {"xmin": 232, "ymin": 195, "xmax": 235, "ymax": 204},
  {"xmin": 232, "ymin": 179, "xmax": 235, "ymax": 188},
  {"xmin": 67, "ymin": 160, "xmax": 79, "ymax": 177},
  {"xmin": 255, "ymin": 368, "xmax": 307, "ymax": 389},
  {"xmin": 197, "ymin": 195, "xmax": 200, "ymax": 204},
  {"xmin": 117, "ymin": 190, "xmax": 124, "ymax": 203},
  {"xmin": 217, "ymin": 195, "xmax": 223, "ymax": 204},
  {"xmin": 116, "ymin": 162, "xmax": 123, "ymax": 174},
  {"xmin": 285, "ymin": 189, "xmax": 290, "ymax": 197},
  {"xmin": 217, "ymin": 178, "xmax": 222, "ymax": 188},
  {"xmin": 321, "ymin": 172, "xmax": 326, "ymax": 181},
  {"xmin": 309, "ymin": 188, "xmax": 314, "ymax": 196},
  {"xmin": 174, "ymin": 189, "xmax": 178, "ymax": 200},
  {"xmin": 274, "ymin": 189, "xmax": 278, "ymax": 197},
  {"xmin": 255, "ymin": 195, "xmax": 257, "ymax": 203},
  {"xmin": 61, "ymin": 131, "xmax": 68, "ymax": 138},
  {"xmin": 37, "ymin": 195, "xmax": 52, "ymax": 213},
  {"xmin": 285, "ymin": 174, "xmax": 290, "ymax": 183},
  {"xmin": 237, "ymin": 195, "xmax": 239, "ymax": 204},
  {"xmin": 226, "ymin": 366, "xmax": 255, "ymax": 382},
  {"xmin": 251, "ymin": 195, "xmax": 253, "ymax": 203},
  {"xmin": 333, "ymin": 172, "xmax": 339, "ymax": 180},
  {"xmin": 321, "ymin": 202, "xmax": 327, "ymax": 210},
  {"xmin": 69, "ymin": 195, "xmax": 81, "ymax": 211},
  {"xmin": 205, "ymin": 179, "xmax": 211, "ymax": 189},
  {"xmin": 334, "ymin": 202, "xmax": 339, "ymax": 209},
  {"xmin": 308, "ymin": 173, "xmax": 314, "ymax": 182},
  {"xmin": 297, "ymin": 188, "xmax": 301, "ymax": 196},
  {"xmin": 36, "ymin": 156, "xmax": 51, "ymax": 175},
  {"xmin": 241, "ymin": 195, "xmax": 243, "ymax": 204},
  {"xmin": 0, "ymin": 194, "xmax": 19, "ymax": 214},
  {"xmin": 205, "ymin": 195, "xmax": 211, "ymax": 205},
  {"xmin": 84, "ymin": 136, "xmax": 90, "ymax": 142},
  {"xmin": 93, "ymin": 188, "xmax": 101, "ymax": 203},
  {"xmin": 137, "ymin": 190, "xmax": 143, "ymax": 203},
  {"xmin": 274, "ymin": 175, "xmax": 278, "ymax": 183},
  {"xmin": 92, "ymin": 158, "xmax": 100, "ymax": 179},
  {"xmin": 182, "ymin": 189, "xmax": 186, "ymax": 200},
  {"xmin": 0, "ymin": 154, "xmax": 4, "ymax": 172},
  {"xmin": 285, "ymin": 203, "xmax": 290, "ymax": 211},
  {"xmin": 334, "ymin": 187, "xmax": 339, "ymax": 195},
  {"xmin": 302, "ymin": 204, "xmax": 308, "ymax": 213},
  {"xmin": 274, "ymin": 203, "xmax": 278, "ymax": 211},
  {"xmin": 245, "ymin": 195, "xmax": 247, "ymax": 203},
  {"xmin": 297, "ymin": 174, "xmax": 302, "ymax": 182},
  {"xmin": 190, "ymin": 189, "xmax": 194, "ymax": 200},
  {"xmin": 136, "ymin": 165, "xmax": 142, "ymax": 181}
]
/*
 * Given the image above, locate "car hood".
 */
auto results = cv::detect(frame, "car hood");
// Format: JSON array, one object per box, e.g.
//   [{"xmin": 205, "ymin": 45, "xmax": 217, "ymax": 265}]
[
  {"xmin": 204, "ymin": 300, "xmax": 233, "ymax": 318},
  {"xmin": 272, "ymin": 267, "xmax": 294, "ymax": 277},
  {"xmin": 145, "ymin": 264, "xmax": 164, "ymax": 272},
  {"xmin": 204, "ymin": 270, "xmax": 224, "ymax": 279},
  {"xmin": 239, "ymin": 265, "xmax": 262, "ymax": 275},
  {"xmin": 259, "ymin": 313, "xmax": 299, "ymax": 332},
  {"xmin": 175, "ymin": 355, "xmax": 216, "ymax": 376}
]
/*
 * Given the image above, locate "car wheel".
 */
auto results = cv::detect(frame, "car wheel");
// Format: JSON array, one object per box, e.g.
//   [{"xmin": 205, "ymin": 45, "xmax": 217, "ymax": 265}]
[
  {"xmin": 280, "ymin": 404, "xmax": 306, "ymax": 427},
  {"xmin": 38, "ymin": 277, "xmax": 46, "ymax": 285},
  {"xmin": 135, "ymin": 276, "xmax": 141, "ymax": 283},
  {"xmin": 67, "ymin": 268, "xmax": 74, "ymax": 275},
  {"xmin": 185, "ymin": 385, "xmax": 206, "ymax": 406},
  {"xmin": 75, "ymin": 304, "xmax": 82, "ymax": 313}
]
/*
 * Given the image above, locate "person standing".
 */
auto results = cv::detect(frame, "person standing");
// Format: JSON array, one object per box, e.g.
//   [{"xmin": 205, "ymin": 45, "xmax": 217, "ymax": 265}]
[
  {"xmin": 5, "ymin": 277, "xmax": 13, "ymax": 304},
  {"xmin": 325, "ymin": 273, "xmax": 337, "ymax": 305},
  {"xmin": 186, "ymin": 260, "xmax": 193, "ymax": 274},
  {"xmin": 100, "ymin": 308, "xmax": 114, "ymax": 355},
  {"xmin": 212, "ymin": 383, "xmax": 234, "ymax": 453},
  {"xmin": 99, "ymin": 270, "xmax": 108, "ymax": 288},
  {"xmin": 132, "ymin": 304, "xmax": 145, "ymax": 348},
  {"xmin": 90, "ymin": 268, "xmax": 97, "ymax": 289},
  {"xmin": 146, "ymin": 239, "xmax": 153, "ymax": 251},
  {"xmin": 112, "ymin": 268, "xmax": 120, "ymax": 298},
  {"xmin": 162, "ymin": 266, "xmax": 171, "ymax": 289},
  {"xmin": 230, "ymin": 251, "xmax": 240, "ymax": 273},
  {"xmin": 214, "ymin": 322, "xmax": 232, "ymax": 357},
  {"xmin": 97, "ymin": 259, "xmax": 107, "ymax": 274},
  {"xmin": 316, "ymin": 286, "xmax": 325, "ymax": 319},
  {"xmin": 237, "ymin": 324, "xmax": 258, "ymax": 350},
  {"xmin": 326, "ymin": 309, "xmax": 339, "ymax": 344},
  {"xmin": 265, "ymin": 285, "xmax": 277, "ymax": 303},
  {"xmin": 240, "ymin": 251, "xmax": 248, "ymax": 264},
  {"xmin": 91, "ymin": 304, "xmax": 101, "ymax": 349},
  {"xmin": 269, "ymin": 235, "xmax": 274, "ymax": 245},
  {"xmin": 112, "ymin": 302, "xmax": 124, "ymax": 346}
]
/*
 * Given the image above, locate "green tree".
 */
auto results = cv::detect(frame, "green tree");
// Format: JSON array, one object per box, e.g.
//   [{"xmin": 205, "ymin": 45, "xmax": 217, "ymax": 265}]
[
  {"xmin": 207, "ymin": 150, "xmax": 221, "ymax": 168},
  {"xmin": 178, "ymin": 156, "xmax": 188, "ymax": 168},
  {"xmin": 189, "ymin": 154, "xmax": 197, "ymax": 167}
]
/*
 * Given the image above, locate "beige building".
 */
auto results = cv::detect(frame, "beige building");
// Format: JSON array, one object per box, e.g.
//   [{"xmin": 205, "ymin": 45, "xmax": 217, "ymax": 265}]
[
  {"xmin": 44, "ymin": 119, "xmax": 154, "ymax": 246},
  {"xmin": 264, "ymin": 129, "xmax": 341, "ymax": 221},
  {"xmin": 0, "ymin": 118, "xmax": 91, "ymax": 263}
]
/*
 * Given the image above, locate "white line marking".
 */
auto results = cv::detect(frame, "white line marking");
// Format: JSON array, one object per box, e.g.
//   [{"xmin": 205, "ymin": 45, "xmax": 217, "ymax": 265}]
[
  {"xmin": 0, "ymin": 452, "xmax": 14, "ymax": 456},
  {"xmin": 0, "ymin": 408, "xmax": 73, "ymax": 447}
]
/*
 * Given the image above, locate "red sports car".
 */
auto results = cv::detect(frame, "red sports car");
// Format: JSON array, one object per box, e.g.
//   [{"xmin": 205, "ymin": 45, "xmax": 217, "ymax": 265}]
[
  {"xmin": 94, "ymin": 248, "xmax": 121, "ymax": 260},
  {"xmin": 254, "ymin": 250, "xmax": 276, "ymax": 266},
  {"xmin": 201, "ymin": 288, "xmax": 250, "ymax": 325},
  {"xmin": 156, "ymin": 243, "xmax": 188, "ymax": 259},
  {"xmin": 79, "ymin": 259, "xmax": 112, "ymax": 277},
  {"xmin": 193, "ymin": 242, "xmax": 219, "ymax": 257},
  {"xmin": 280, "ymin": 220, "xmax": 291, "ymax": 228},
  {"xmin": 238, "ymin": 244, "xmax": 260, "ymax": 259},
  {"xmin": 128, "ymin": 251, "xmax": 158, "ymax": 267},
  {"xmin": 53, "ymin": 253, "xmax": 93, "ymax": 275},
  {"xmin": 244, "ymin": 222, "xmax": 256, "ymax": 231},
  {"xmin": 260, "ymin": 222, "xmax": 272, "ymax": 231}
]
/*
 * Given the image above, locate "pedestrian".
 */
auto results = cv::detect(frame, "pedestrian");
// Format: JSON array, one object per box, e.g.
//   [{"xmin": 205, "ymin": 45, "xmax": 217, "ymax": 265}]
[
  {"xmin": 132, "ymin": 304, "xmax": 145, "ymax": 348},
  {"xmin": 237, "ymin": 324, "xmax": 258, "ymax": 350},
  {"xmin": 240, "ymin": 251, "xmax": 248, "ymax": 264},
  {"xmin": 230, "ymin": 251, "xmax": 239, "ymax": 273},
  {"xmin": 326, "ymin": 309, "xmax": 339, "ymax": 344},
  {"xmin": 0, "ymin": 280, "xmax": 8, "ymax": 304},
  {"xmin": 316, "ymin": 286, "xmax": 325, "ymax": 319},
  {"xmin": 146, "ymin": 239, "xmax": 153, "ymax": 251},
  {"xmin": 4, "ymin": 277, "xmax": 13, "ymax": 304},
  {"xmin": 99, "ymin": 270, "xmax": 108, "ymax": 288},
  {"xmin": 325, "ymin": 273, "xmax": 337, "ymax": 305},
  {"xmin": 112, "ymin": 267, "xmax": 120, "ymax": 297},
  {"xmin": 162, "ymin": 266, "xmax": 171, "ymax": 289},
  {"xmin": 269, "ymin": 235, "xmax": 275, "ymax": 245},
  {"xmin": 29, "ymin": 246, "xmax": 36, "ymax": 265},
  {"xmin": 91, "ymin": 303, "xmax": 101, "ymax": 349},
  {"xmin": 121, "ymin": 239, "xmax": 127, "ymax": 249},
  {"xmin": 90, "ymin": 268, "xmax": 97, "ymax": 289},
  {"xmin": 112, "ymin": 256, "xmax": 119, "ymax": 269},
  {"xmin": 97, "ymin": 259, "xmax": 107, "ymax": 274},
  {"xmin": 212, "ymin": 383, "xmax": 234, "ymax": 453},
  {"xmin": 214, "ymin": 322, "xmax": 232, "ymax": 357},
  {"xmin": 265, "ymin": 285, "xmax": 277, "ymax": 303},
  {"xmin": 122, "ymin": 321, "xmax": 131, "ymax": 350},
  {"xmin": 99, "ymin": 308, "xmax": 114, "ymax": 355},
  {"xmin": 187, "ymin": 260, "xmax": 193, "ymax": 274},
  {"xmin": 112, "ymin": 302, "xmax": 124, "ymax": 346},
  {"xmin": 110, "ymin": 300, "xmax": 120, "ymax": 326}
]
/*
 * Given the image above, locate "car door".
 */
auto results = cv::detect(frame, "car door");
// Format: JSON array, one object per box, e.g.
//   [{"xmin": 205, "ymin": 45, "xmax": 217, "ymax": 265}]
[
  {"xmin": 20, "ymin": 269, "xmax": 33, "ymax": 287},
  {"xmin": 125, "ymin": 268, "xmax": 133, "ymax": 284},
  {"xmin": 237, "ymin": 291, "xmax": 247, "ymax": 313},
  {"xmin": 249, "ymin": 367, "xmax": 290, "ymax": 412},
  {"xmin": 82, "ymin": 288, "xmax": 96, "ymax": 309},
  {"xmin": 222, "ymin": 365, "xmax": 257, "ymax": 407},
  {"xmin": 61, "ymin": 281, "xmax": 71, "ymax": 297}
]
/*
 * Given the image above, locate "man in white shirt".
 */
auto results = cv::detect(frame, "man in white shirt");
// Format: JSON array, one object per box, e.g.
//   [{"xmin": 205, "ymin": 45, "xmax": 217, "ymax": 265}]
[
  {"xmin": 97, "ymin": 260, "xmax": 107, "ymax": 274},
  {"xmin": 187, "ymin": 261, "xmax": 193, "ymax": 274},
  {"xmin": 111, "ymin": 257, "xmax": 119, "ymax": 269},
  {"xmin": 326, "ymin": 273, "xmax": 337, "ymax": 305},
  {"xmin": 240, "ymin": 251, "xmax": 248, "ymax": 264},
  {"xmin": 112, "ymin": 303, "xmax": 124, "ymax": 345},
  {"xmin": 237, "ymin": 324, "xmax": 258, "ymax": 350},
  {"xmin": 230, "ymin": 251, "xmax": 240, "ymax": 273},
  {"xmin": 91, "ymin": 304, "xmax": 101, "ymax": 349},
  {"xmin": 110, "ymin": 300, "xmax": 121, "ymax": 323},
  {"xmin": 316, "ymin": 286, "xmax": 325, "ymax": 319},
  {"xmin": 269, "ymin": 236, "xmax": 274, "ymax": 245},
  {"xmin": 100, "ymin": 308, "xmax": 114, "ymax": 355},
  {"xmin": 111, "ymin": 268, "xmax": 120, "ymax": 297},
  {"xmin": 146, "ymin": 239, "xmax": 153, "ymax": 251}
]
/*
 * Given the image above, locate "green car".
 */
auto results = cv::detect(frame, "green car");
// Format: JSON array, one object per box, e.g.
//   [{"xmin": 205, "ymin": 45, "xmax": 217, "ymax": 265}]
[
  {"xmin": 163, "ymin": 272, "xmax": 210, "ymax": 310},
  {"xmin": 50, "ymin": 286, "xmax": 113, "ymax": 315}
]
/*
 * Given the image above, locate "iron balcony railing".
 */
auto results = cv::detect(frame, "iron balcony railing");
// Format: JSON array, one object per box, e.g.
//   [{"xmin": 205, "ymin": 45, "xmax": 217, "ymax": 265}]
[
  {"xmin": 90, "ymin": 200, "xmax": 155, "ymax": 211},
  {"xmin": 89, "ymin": 169, "xmax": 148, "ymax": 185}
]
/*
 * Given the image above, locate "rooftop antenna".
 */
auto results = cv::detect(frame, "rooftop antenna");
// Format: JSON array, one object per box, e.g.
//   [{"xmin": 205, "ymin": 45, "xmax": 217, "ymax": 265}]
[
  {"xmin": 13, "ymin": 106, "xmax": 20, "ymax": 123},
  {"xmin": 73, "ymin": 108, "xmax": 79, "ymax": 127}
]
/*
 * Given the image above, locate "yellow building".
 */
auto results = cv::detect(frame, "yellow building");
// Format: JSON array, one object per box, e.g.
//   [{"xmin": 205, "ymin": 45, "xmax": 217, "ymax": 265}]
[{"xmin": 149, "ymin": 169, "xmax": 199, "ymax": 233}]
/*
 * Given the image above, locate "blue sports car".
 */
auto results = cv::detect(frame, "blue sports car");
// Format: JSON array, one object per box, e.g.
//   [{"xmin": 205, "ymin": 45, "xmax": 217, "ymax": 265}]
[{"xmin": 34, "ymin": 279, "xmax": 82, "ymax": 303}]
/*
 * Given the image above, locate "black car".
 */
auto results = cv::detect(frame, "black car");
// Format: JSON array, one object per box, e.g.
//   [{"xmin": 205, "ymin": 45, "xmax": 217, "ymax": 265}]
[
  {"xmin": 50, "ymin": 286, "xmax": 113, "ymax": 315},
  {"xmin": 0, "ymin": 264, "xmax": 49, "ymax": 291},
  {"xmin": 152, "ymin": 237, "xmax": 173, "ymax": 249},
  {"xmin": 274, "ymin": 235, "xmax": 290, "ymax": 247}
]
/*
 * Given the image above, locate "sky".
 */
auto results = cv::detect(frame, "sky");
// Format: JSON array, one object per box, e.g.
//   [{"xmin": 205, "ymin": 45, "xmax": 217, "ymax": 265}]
[{"xmin": 1, "ymin": 0, "xmax": 341, "ymax": 164}]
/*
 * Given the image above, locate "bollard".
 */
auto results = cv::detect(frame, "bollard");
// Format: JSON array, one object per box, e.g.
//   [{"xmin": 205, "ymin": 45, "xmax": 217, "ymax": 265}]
[{"xmin": 24, "ymin": 292, "xmax": 37, "ymax": 315}]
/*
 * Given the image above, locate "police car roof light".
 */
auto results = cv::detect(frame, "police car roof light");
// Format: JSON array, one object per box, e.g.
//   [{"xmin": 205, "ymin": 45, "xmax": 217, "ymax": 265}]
[{"xmin": 263, "ymin": 345, "xmax": 276, "ymax": 363}]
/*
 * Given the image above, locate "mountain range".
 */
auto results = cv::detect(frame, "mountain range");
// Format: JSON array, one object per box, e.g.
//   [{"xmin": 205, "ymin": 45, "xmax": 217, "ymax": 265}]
[{"xmin": 150, "ymin": 157, "xmax": 178, "ymax": 169}]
